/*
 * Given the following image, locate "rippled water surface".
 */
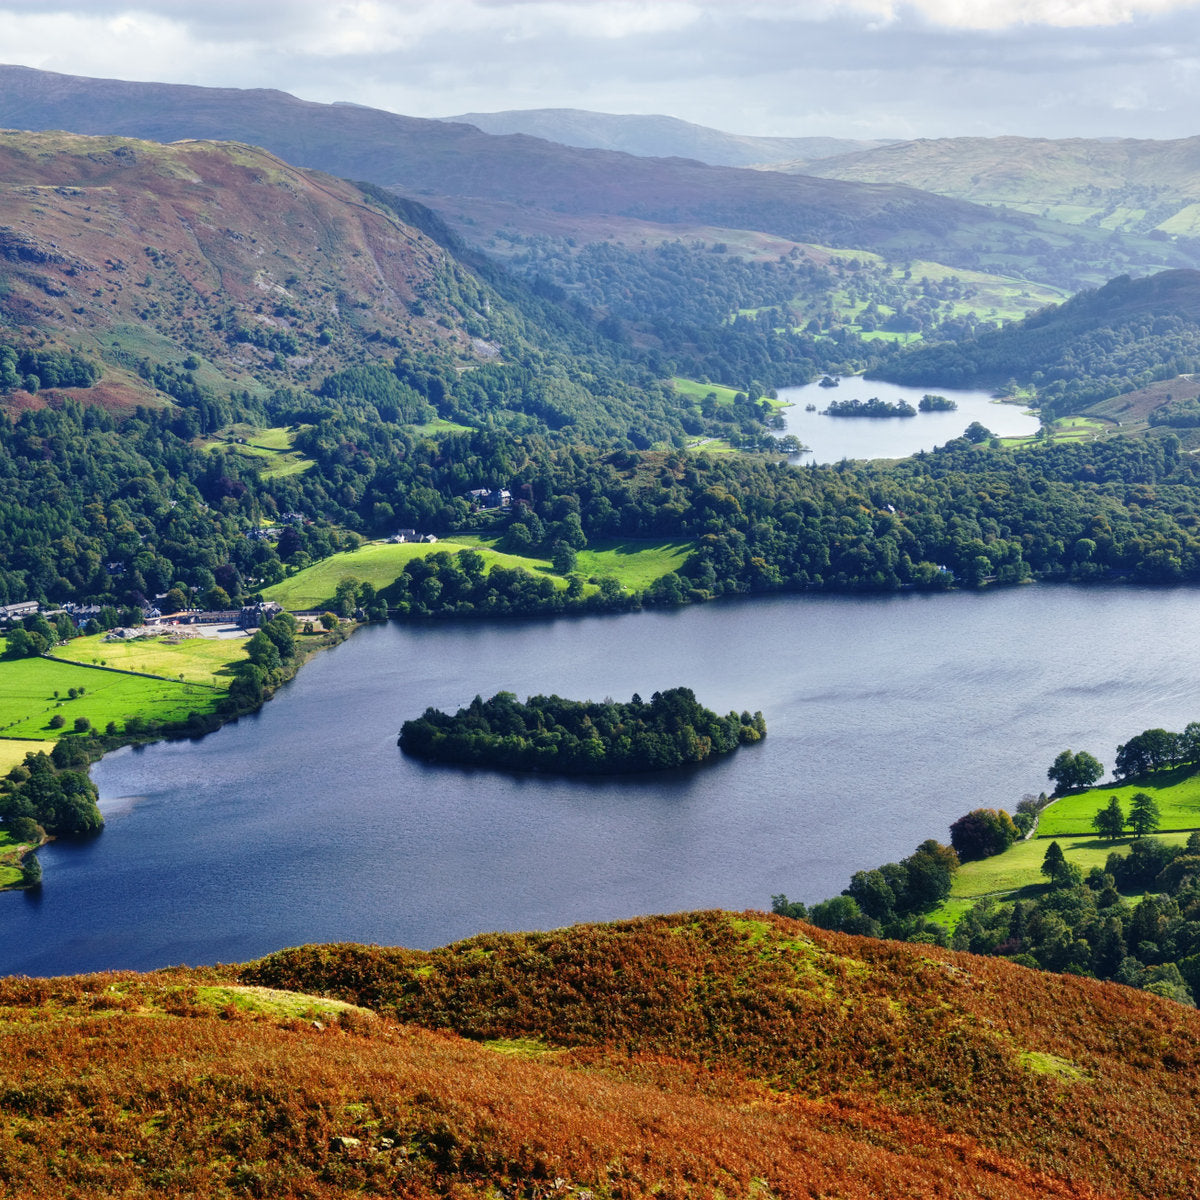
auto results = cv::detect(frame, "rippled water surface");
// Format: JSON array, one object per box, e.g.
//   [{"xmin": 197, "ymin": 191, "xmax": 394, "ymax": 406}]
[{"xmin": 4, "ymin": 585, "xmax": 1198, "ymax": 976}]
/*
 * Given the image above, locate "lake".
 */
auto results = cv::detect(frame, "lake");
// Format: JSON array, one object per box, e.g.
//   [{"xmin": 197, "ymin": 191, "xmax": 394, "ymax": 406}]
[
  {"xmin": 776, "ymin": 376, "xmax": 1040, "ymax": 462},
  {"xmin": 5, "ymin": 583, "xmax": 1200, "ymax": 977}
]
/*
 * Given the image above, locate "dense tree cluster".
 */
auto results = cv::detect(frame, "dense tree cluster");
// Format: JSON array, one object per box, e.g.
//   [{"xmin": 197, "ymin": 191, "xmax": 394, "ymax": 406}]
[
  {"xmin": 879, "ymin": 271, "xmax": 1200, "ymax": 418},
  {"xmin": 0, "ymin": 343, "xmax": 99, "ymax": 394},
  {"xmin": 952, "ymin": 835, "xmax": 1200, "ymax": 1006},
  {"xmin": 824, "ymin": 397, "xmax": 916, "ymax": 418},
  {"xmin": 949, "ymin": 807, "xmax": 1020, "ymax": 862},
  {"xmin": 772, "ymin": 837, "xmax": 959, "ymax": 937},
  {"xmin": 399, "ymin": 687, "xmax": 765, "ymax": 774},
  {"xmin": 1047, "ymin": 748, "xmax": 1105, "ymax": 793},
  {"xmin": 0, "ymin": 747, "xmax": 103, "ymax": 837}
]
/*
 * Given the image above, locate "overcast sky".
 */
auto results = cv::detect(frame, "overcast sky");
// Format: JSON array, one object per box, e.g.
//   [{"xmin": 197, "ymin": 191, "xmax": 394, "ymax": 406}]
[{"xmin": 2, "ymin": 0, "xmax": 1200, "ymax": 140}]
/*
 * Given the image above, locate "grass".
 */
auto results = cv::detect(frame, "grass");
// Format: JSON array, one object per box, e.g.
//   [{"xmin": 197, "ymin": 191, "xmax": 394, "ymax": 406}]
[
  {"xmin": 262, "ymin": 539, "xmax": 558, "ymax": 609},
  {"xmin": 0, "ymin": 828, "xmax": 24, "ymax": 888},
  {"xmin": 202, "ymin": 424, "xmax": 313, "ymax": 478},
  {"xmin": 933, "ymin": 831, "xmax": 1195, "ymax": 923},
  {"xmin": 1039, "ymin": 767, "xmax": 1200, "ymax": 837},
  {"xmin": 408, "ymin": 417, "xmax": 475, "ymax": 435},
  {"xmin": 265, "ymin": 536, "xmax": 697, "ymax": 609},
  {"xmin": 0, "ymin": 647, "xmax": 224, "ymax": 739},
  {"xmin": 0, "ymin": 738, "xmax": 43, "ymax": 773},
  {"xmin": 669, "ymin": 376, "xmax": 745, "ymax": 406},
  {"xmin": 193, "ymin": 985, "xmax": 374, "ymax": 1022},
  {"xmin": 574, "ymin": 538, "xmax": 693, "ymax": 590},
  {"xmin": 51, "ymin": 632, "xmax": 247, "ymax": 688}
]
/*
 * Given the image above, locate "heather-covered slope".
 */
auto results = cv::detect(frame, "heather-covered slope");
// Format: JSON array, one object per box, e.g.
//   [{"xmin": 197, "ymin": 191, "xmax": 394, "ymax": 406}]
[
  {"xmin": 0, "ymin": 128, "xmax": 501, "ymax": 406},
  {"xmin": 0, "ymin": 911, "xmax": 1187, "ymax": 1198}
]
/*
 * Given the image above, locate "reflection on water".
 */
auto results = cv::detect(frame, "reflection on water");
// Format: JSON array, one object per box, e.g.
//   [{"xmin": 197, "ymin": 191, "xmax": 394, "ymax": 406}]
[
  {"xmin": 776, "ymin": 376, "xmax": 1040, "ymax": 463},
  {"xmin": 4, "ymin": 584, "xmax": 1200, "ymax": 977}
]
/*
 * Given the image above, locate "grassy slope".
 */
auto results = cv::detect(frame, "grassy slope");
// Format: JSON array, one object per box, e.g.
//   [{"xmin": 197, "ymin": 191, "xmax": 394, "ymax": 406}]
[
  {"xmin": 1040, "ymin": 767, "xmax": 1200, "ymax": 837},
  {"xmin": 0, "ymin": 738, "xmax": 44, "ymax": 773},
  {"xmin": 3, "ymin": 911, "xmax": 1195, "ymax": 1197},
  {"xmin": 0, "ymin": 646, "xmax": 224, "ymax": 739},
  {"xmin": 264, "ymin": 537, "xmax": 693, "ymax": 609}
]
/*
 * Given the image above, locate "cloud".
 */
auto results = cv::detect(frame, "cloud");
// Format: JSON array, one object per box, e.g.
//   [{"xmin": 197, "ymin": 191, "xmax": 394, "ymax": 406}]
[{"xmin": 1, "ymin": 0, "xmax": 1200, "ymax": 139}]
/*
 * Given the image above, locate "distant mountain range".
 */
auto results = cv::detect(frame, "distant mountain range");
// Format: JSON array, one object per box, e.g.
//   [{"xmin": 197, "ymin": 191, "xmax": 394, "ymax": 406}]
[
  {"xmin": 0, "ymin": 65, "xmax": 1189, "ymax": 291},
  {"xmin": 441, "ymin": 107, "xmax": 888, "ymax": 167}
]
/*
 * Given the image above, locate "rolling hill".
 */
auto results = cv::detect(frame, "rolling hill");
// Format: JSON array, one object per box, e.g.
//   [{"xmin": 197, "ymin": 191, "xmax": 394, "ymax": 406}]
[
  {"xmin": 878, "ymin": 268, "xmax": 1200, "ymax": 414},
  {"xmin": 3, "ymin": 910, "xmax": 1200, "ymax": 1197},
  {"xmin": 795, "ymin": 134, "xmax": 1200, "ymax": 238},
  {"xmin": 0, "ymin": 64, "xmax": 1190, "ymax": 291}
]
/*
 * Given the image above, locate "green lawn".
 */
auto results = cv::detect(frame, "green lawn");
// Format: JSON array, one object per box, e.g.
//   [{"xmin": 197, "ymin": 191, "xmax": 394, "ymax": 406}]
[
  {"xmin": 203, "ymin": 424, "xmax": 313, "ymax": 478},
  {"xmin": 408, "ymin": 418, "xmax": 475, "ymax": 436},
  {"xmin": 51, "ymin": 632, "xmax": 247, "ymax": 688},
  {"xmin": 1039, "ymin": 768, "xmax": 1200, "ymax": 837},
  {"xmin": 0, "ymin": 829, "xmax": 23, "ymax": 889},
  {"xmin": 574, "ymin": 538, "xmax": 693, "ymax": 590},
  {"xmin": 927, "ymin": 830, "xmax": 1196, "ymax": 929},
  {"xmin": 0, "ymin": 651, "xmax": 222, "ymax": 739},
  {"xmin": 669, "ymin": 377, "xmax": 746, "ymax": 406}
]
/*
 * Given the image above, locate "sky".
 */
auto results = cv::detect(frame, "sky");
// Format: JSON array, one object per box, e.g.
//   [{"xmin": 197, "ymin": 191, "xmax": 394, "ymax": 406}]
[{"xmin": 2, "ymin": 0, "xmax": 1200, "ymax": 141}]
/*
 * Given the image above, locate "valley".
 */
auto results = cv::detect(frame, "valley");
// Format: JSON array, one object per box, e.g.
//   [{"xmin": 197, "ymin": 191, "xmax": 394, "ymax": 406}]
[{"xmin": 4, "ymin": 44, "xmax": 1200, "ymax": 1197}]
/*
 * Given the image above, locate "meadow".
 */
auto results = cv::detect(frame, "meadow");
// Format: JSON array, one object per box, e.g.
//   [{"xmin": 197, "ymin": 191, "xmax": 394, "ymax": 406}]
[
  {"xmin": 1039, "ymin": 767, "xmax": 1200, "ymax": 836},
  {"xmin": 202, "ymin": 423, "xmax": 312, "ymax": 478},
  {"xmin": 0, "ymin": 647, "xmax": 223, "ymax": 739},
  {"xmin": 264, "ymin": 536, "xmax": 695, "ymax": 610},
  {"xmin": 52, "ymin": 631, "xmax": 247, "ymax": 688}
]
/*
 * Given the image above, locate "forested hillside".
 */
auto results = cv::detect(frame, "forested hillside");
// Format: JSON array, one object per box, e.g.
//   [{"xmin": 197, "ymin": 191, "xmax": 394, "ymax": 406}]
[{"xmin": 879, "ymin": 269, "xmax": 1200, "ymax": 416}]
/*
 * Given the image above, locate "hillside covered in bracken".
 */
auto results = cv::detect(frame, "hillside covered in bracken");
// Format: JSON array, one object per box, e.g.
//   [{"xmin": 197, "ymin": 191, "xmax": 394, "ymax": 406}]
[
  {"xmin": 3, "ymin": 910, "xmax": 1200, "ymax": 1198},
  {"xmin": 0, "ymin": 129, "xmax": 501, "ymax": 409}
]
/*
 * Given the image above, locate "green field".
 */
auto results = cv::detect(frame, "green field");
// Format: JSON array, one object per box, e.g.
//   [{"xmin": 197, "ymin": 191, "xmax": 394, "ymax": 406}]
[
  {"xmin": 203, "ymin": 424, "xmax": 313, "ymax": 478},
  {"xmin": 408, "ymin": 418, "xmax": 475, "ymax": 436},
  {"xmin": 1039, "ymin": 768, "xmax": 1200, "ymax": 837},
  {"xmin": 574, "ymin": 538, "xmax": 692, "ymax": 590},
  {"xmin": 52, "ymin": 632, "xmax": 247, "ymax": 688},
  {"xmin": 927, "ymin": 830, "xmax": 1196, "ymax": 929},
  {"xmin": 0, "ymin": 829, "xmax": 23, "ymax": 889},
  {"xmin": 264, "ymin": 535, "xmax": 697, "ymax": 610},
  {"xmin": 261, "ymin": 539, "xmax": 552, "ymax": 609},
  {"xmin": 670, "ymin": 377, "xmax": 748, "ymax": 406},
  {"xmin": 0, "ymin": 651, "xmax": 222, "ymax": 739},
  {"xmin": 0, "ymin": 738, "xmax": 44, "ymax": 773}
]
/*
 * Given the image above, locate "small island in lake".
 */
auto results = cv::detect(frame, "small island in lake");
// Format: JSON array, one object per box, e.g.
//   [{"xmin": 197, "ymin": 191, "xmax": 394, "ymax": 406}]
[
  {"xmin": 823, "ymin": 396, "xmax": 916, "ymax": 418},
  {"xmin": 918, "ymin": 393, "xmax": 958, "ymax": 412},
  {"xmin": 399, "ymin": 687, "xmax": 766, "ymax": 774}
]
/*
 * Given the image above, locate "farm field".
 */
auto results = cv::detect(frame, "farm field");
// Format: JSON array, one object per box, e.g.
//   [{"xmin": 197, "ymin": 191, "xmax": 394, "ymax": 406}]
[
  {"xmin": 0, "ymin": 649, "xmax": 222, "ymax": 740},
  {"xmin": 574, "ymin": 538, "xmax": 693, "ymax": 590},
  {"xmin": 261, "ymin": 539, "xmax": 549, "ymax": 609},
  {"xmin": 0, "ymin": 829, "xmax": 23, "ymax": 889},
  {"xmin": 263, "ymin": 535, "xmax": 697, "ymax": 611},
  {"xmin": 0, "ymin": 738, "xmax": 43, "ymax": 773},
  {"xmin": 52, "ymin": 632, "xmax": 247, "ymax": 688}
]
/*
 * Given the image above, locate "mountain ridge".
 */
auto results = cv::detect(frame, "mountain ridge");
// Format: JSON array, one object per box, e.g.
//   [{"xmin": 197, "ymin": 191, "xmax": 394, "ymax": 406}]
[
  {"xmin": 0, "ymin": 64, "xmax": 1189, "ymax": 291},
  {"xmin": 441, "ymin": 107, "xmax": 889, "ymax": 166}
]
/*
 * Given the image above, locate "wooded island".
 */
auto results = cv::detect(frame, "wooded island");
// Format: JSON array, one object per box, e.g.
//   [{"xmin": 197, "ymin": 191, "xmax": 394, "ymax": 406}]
[{"xmin": 399, "ymin": 687, "xmax": 766, "ymax": 773}]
